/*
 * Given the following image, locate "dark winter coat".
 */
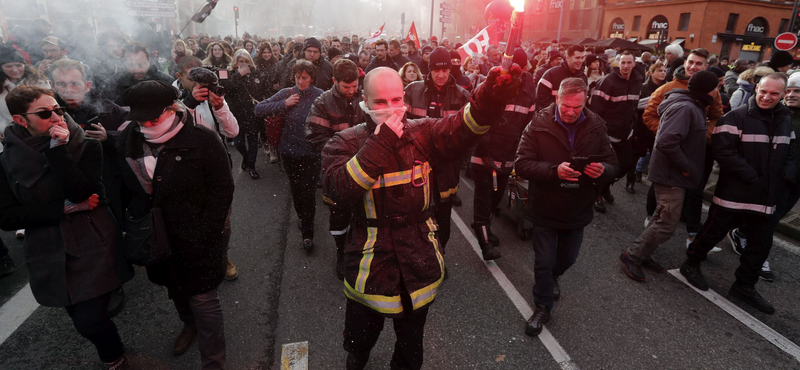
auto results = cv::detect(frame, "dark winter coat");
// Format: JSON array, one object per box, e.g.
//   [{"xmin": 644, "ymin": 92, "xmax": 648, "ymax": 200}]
[
  {"xmin": 0, "ymin": 117, "xmax": 133, "ymax": 307},
  {"xmin": 365, "ymin": 56, "xmax": 399, "ymax": 73},
  {"xmin": 322, "ymin": 103, "xmax": 493, "ymax": 317},
  {"xmin": 313, "ymin": 58, "xmax": 335, "ymax": 91},
  {"xmin": 536, "ymin": 61, "xmax": 587, "ymax": 112},
  {"xmin": 103, "ymin": 64, "xmax": 175, "ymax": 105},
  {"xmin": 711, "ymin": 97, "xmax": 796, "ymax": 216},
  {"xmin": 222, "ymin": 69, "xmax": 261, "ymax": 133},
  {"xmin": 647, "ymin": 90, "xmax": 709, "ymax": 189},
  {"xmin": 515, "ymin": 104, "xmax": 619, "ymax": 229},
  {"xmin": 305, "ymin": 85, "xmax": 364, "ymax": 154},
  {"xmin": 391, "ymin": 54, "xmax": 412, "ymax": 70},
  {"xmin": 588, "ymin": 68, "xmax": 643, "ymax": 141},
  {"xmin": 117, "ymin": 113, "xmax": 234, "ymax": 298}
]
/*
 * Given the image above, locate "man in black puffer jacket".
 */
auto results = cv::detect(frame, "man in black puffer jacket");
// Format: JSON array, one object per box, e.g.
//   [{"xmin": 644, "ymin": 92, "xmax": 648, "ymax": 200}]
[
  {"xmin": 470, "ymin": 49, "xmax": 535, "ymax": 261},
  {"xmin": 536, "ymin": 45, "xmax": 586, "ymax": 112},
  {"xmin": 516, "ymin": 78, "xmax": 618, "ymax": 337},
  {"xmin": 681, "ymin": 73, "xmax": 796, "ymax": 315},
  {"xmin": 588, "ymin": 50, "xmax": 643, "ymax": 211}
]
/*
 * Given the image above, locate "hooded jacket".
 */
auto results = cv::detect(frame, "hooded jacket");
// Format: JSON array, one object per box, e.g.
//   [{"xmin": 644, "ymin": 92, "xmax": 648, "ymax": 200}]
[
  {"xmin": 643, "ymin": 66, "xmax": 723, "ymax": 140},
  {"xmin": 647, "ymin": 90, "xmax": 709, "ymax": 189},
  {"xmin": 515, "ymin": 104, "xmax": 618, "ymax": 229},
  {"xmin": 588, "ymin": 67, "xmax": 644, "ymax": 141},
  {"xmin": 536, "ymin": 60, "xmax": 588, "ymax": 112},
  {"xmin": 729, "ymin": 79, "xmax": 754, "ymax": 110},
  {"xmin": 711, "ymin": 97, "xmax": 796, "ymax": 216},
  {"xmin": 323, "ymin": 102, "xmax": 492, "ymax": 317}
]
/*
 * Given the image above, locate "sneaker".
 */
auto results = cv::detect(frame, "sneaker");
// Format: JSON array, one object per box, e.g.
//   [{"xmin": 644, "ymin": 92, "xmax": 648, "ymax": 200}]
[
  {"xmin": 679, "ymin": 260, "xmax": 709, "ymax": 291},
  {"xmin": 686, "ymin": 233, "xmax": 720, "ymax": 253},
  {"xmin": 643, "ymin": 216, "xmax": 652, "ymax": 229},
  {"xmin": 594, "ymin": 197, "xmax": 606, "ymax": 213},
  {"xmin": 269, "ymin": 149, "xmax": 279, "ymax": 164},
  {"xmin": 302, "ymin": 239, "xmax": 314, "ymax": 252},
  {"xmin": 728, "ymin": 228, "xmax": 746, "ymax": 256},
  {"xmin": 729, "ymin": 282, "xmax": 775, "ymax": 314},
  {"xmin": 249, "ymin": 169, "xmax": 260, "ymax": 179},
  {"xmin": 619, "ymin": 251, "xmax": 645, "ymax": 281},
  {"xmin": 524, "ymin": 304, "xmax": 551, "ymax": 337},
  {"xmin": 105, "ymin": 355, "xmax": 129, "ymax": 370},
  {"xmin": 0, "ymin": 254, "xmax": 15, "ymax": 278},
  {"xmin": 641, "ymin": 258, "xmax": 666, "ymax": 273},
  {"xmin": 15, "ymin": 229, "xmax": 24, "ymax": 239},
  {"xmin": 758, "ymin": 261, "xmax": 775, "ymax": 282}
]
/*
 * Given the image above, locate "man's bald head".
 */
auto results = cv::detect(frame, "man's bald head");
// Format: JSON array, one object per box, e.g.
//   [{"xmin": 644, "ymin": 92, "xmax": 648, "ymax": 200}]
[{"xmin": 362, "ymin": 67, "xmax": 406, "ymax": 110}]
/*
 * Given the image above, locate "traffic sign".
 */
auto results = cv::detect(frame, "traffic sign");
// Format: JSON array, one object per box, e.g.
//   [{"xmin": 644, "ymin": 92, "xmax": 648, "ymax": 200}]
[
  {"xmin": 128, "ymin": 1, "xmax": 175, "ymax": 10},
  {"xmin": 440, "ymin": 2, "xmax": 451, "ymax": 9},
  {"xmin": 440, "ymin": 10, "xmax": 451, "ymax": 16},
  {"xmin": 440, "ymin": 17, "xmax": 451, "ymax": 23},
  {"xmin": 127, "ymin": 9, "xmax": 177, "ymax": 18},
  {"xmin": 775, "ymin": 32, "xmax": 798, "ymax": 51}
]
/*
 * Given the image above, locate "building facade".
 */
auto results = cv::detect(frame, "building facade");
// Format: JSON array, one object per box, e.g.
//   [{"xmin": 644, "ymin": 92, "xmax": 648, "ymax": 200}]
[
  {"xmin": 602, "ymin": 0, "xmax": 796, "ymax": 62},
  {"xmin": 522, "ymin": 0, "xmax": 605, "ymax": 42}
]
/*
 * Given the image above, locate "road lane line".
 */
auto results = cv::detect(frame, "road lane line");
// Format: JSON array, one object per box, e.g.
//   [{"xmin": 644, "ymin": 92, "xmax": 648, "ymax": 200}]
[
  {"xmin": 280, "ymin": 341, "xmax": 309, "ymax": 370},
  {"xmin": 451, "ymin": 212, "xmax": 579, "ymax": 370},
  {"xmin": 0, "ymin": 283, "xmax": 39, "ymax": 346},
  {"xmin": 667, "ymin": 269, "xmax": 800, "ymax": 362}
]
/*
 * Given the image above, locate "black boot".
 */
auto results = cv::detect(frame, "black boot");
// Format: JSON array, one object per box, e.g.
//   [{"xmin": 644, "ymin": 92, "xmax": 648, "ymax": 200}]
[
  {"xmin": 593, "ymin": 195, "xmax": 606, "ymax": 213},
  {"xmin": 346, "ymin": 350, "xmax": 371, "ymax": 370},
  {"xmin": 680, "ymin": 259, "xmax": 709, "ymax": 291},
  {"xmin": 486, "ymin": 220, "xmax": 500, "ymax": 247},
  {"xmin": 602, "ymin": 185, "xmax": 615, "ymax": 203},
  {"xmin": 451, "ymin": 194, "xmax": 463, "ymax": 207},
  {"xmin": 333, "ymin": 234, "xmax": 346, "ymax": 280},
  {"xmin": 472, "ymin": 223, "xmax": 501, "ymax": 261},
  {"xmin": 729, "ymin": 282, "xmax": 775, "ymax": 314},
  {"xmin": 625, "ymin": 181, "xmax": 636, "ymax": 194},
  {"xmin": 525, "ymin": 304, "xmax": 551, "ymax": 336}
]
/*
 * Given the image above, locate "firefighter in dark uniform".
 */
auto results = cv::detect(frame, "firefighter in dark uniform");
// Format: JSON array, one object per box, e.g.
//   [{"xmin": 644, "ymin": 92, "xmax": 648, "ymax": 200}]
[
  {"xmin": 471, "ymin": 49, "xmax": 536, "ymax": 260},
  {"xmin": 403, "ymin": 46, "xmax": 470, "ymax": 249},
  {"xmin": 323, "ymin": 65, "xmax": 522, "ymax": 369},
  {"xmin": 305, "ymin": 59, "xmax": 364, "ymax": 280}
]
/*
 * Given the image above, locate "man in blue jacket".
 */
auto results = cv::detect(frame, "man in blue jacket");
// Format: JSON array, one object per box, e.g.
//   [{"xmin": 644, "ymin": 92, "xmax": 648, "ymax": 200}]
[{"xmin": 680, "ymin": 73, "xmax": 796, "ymax": 314}]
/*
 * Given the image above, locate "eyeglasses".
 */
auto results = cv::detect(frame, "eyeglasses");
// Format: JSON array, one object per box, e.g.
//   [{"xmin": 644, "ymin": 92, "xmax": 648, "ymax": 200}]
[{"xmin": 19, "ymin": 107, "xmax": 65, "ymax": 119}]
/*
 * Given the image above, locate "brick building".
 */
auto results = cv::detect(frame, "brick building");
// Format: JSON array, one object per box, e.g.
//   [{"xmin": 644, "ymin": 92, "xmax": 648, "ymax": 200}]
[
  {"xmin": 522, "ymin": 0, "xmax": 605, "ymax": 42},
  {"xmin": 601, "ymin": 0, "xmax": 796, "ymax": 62}
]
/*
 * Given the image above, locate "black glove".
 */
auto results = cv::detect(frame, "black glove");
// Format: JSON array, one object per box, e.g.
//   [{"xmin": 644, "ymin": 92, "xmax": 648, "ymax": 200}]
[{"xmin": 471, "ymin": 65, "xmax": 523, "ymax": 116}]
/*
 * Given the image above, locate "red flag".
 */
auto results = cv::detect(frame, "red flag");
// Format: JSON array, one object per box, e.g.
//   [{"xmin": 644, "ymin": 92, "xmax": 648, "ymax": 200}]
[
  {"xmin": 404, "ymin": 21, "xmax": 420, "ymax": 50},
  {"xmin": 363, "ymin": 23, "xmax": 386, "ymax": 46},
  {"xmin": 457, "ymin": 24, "xmax": 498, "ymax": 61}
]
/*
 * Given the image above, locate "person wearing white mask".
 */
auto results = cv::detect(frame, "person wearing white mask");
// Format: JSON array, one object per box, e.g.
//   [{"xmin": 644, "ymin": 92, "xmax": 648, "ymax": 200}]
[{"xmin": 322, "ymin": 65, "xmax": 523, "ymax": 370}]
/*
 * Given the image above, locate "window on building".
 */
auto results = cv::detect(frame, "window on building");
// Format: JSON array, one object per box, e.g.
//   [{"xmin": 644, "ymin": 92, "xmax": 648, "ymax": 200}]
[
  {"xmin": 632, "ymin": 16, "xmax": 641, "ymax": 31},
  {"xmin": 779, "ymin": 18, "xmax": 789, "ymax": 33},
  {"xmin": 726, "ymin": 13, "xmax": 739, "ymax": 33},
  {"xmin": 570, "ymin": 9, "xmax": 581, "ymax": 30},
  {"xmin": 678, "ymin": 13, "xmax": 691, "ymax": 31}
]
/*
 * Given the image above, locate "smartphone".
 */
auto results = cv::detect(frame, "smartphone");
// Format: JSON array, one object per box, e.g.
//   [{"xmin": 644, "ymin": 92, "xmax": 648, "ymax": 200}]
[{"xmin": 569, "ymin": 155, "xmax": 603, "ymax": 172}]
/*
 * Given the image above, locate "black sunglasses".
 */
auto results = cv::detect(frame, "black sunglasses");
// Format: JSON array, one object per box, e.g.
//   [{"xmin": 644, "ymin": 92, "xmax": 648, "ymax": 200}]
[{"xmin": 19, "ymin": 107, "xmax": 65, "ymax": 119}]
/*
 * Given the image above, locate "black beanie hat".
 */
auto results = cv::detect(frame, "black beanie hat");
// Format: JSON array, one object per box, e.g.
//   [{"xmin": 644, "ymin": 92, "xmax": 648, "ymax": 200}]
[
  {"xmin": 429, "ymin": 46, "xmax": 451, "ymax": 71},
  {"xmin": 0, "ymin": 46, "xmax": 25, "ymax": 66},
  {"xmin": 707, "ymin": 66, "xmax": 726, "ymax": 79},
  {"xmin": 303, "ymin": 37, "xmax": 322, "ymax": 52},
  {"xmin": 449, "ymin": 49, "xmax": 462, "ymax": 63},
  {"xmin": 770, "ymin": 51, "xmax": 793, "ymax": 69},
  {"xmin": 688, "ymin": 71, "xmax": 720, "ymax": 95},
  {"xmin": 328, "ymin": 47, "xmax": 342, "ymax": 60},
  {"xmin": 585, "ymin": 54, "xmax": 599, "ymax": 68},
  {"xmin": 512, "ymin": 48, "xmax": 528, "ymax": 68}
]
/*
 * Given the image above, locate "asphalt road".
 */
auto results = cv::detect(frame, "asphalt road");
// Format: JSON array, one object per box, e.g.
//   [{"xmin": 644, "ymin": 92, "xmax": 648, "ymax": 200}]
[{"xmin": 1, "ymin": 155, "xmax": 799, "ymax": 370}]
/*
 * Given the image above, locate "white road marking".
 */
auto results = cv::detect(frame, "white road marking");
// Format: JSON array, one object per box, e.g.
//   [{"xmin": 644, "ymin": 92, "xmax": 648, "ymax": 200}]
[
  {"xmin": 280, "ymin": 341, "xmax": 309, "ymax": 370},
  {"xmin": 451, "ymin": 212, "xmax": 579, "ymax": 370},
  {"xmin": 0, "ymin": 283, "xmax": 39, "ymax": 346},
  {"xmin": 667, "ymin": 269, "xmax": 800, "ymax": 362}
]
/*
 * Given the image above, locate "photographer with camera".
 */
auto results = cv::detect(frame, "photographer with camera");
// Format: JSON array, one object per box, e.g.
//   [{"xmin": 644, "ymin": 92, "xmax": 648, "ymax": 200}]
[{"xmin": 173, "ymin": 56, "xmax": 241, "ymax": 282}]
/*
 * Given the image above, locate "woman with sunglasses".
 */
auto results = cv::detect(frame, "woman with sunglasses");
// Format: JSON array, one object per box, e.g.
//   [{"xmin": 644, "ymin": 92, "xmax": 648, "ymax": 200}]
[
  {"xmin": 255, "ymin": 60, "xmax": 323, "ymax": 251},
  {"xmin": 0, "ymin": 86, "xmax": 133, "ymax": 369}
]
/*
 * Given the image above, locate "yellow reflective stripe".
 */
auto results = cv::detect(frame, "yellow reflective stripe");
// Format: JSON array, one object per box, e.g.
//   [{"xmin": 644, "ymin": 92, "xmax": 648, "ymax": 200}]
[
  {"xmin": 410, "ymin": 218, "xmax": 445, "ymax": 310},
  {"xmin": 354, "ymin": 226, "xmax": 377, "ymax": 292},
  {"xmin": 462, "ymin": 103, "xmax": 490, "ymax": 135},
  {"xmin": 344, "ymin": 280, "xmax": 404, "ymax": 315},
  {"xmin": 371, "ymin": 162, "xmax": 431, "ymax": 189},
  {"xmin": 322, "ymin": 194, "xmax": 335, "ymax": 205},
  {"xmin": 423, "ymin": 175, "xmax": 430, "ymax": 211},
  {"xmin": 346, "ymin": 157, "xmax": 376, "ymax": 190},
  {"xmin": 364, "ymin": 189, "xmax": 377, "ymax": 219},
  {"xmin": 439, "ymin": 185, "xmax": 459, "ymax": 199}
]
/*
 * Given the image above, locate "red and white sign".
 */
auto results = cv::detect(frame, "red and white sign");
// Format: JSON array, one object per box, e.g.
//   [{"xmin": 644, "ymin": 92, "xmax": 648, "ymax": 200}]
[
  {"xmin": 775, "ymin": 32, "xmax": 798, "ymax": 51},
  {"xmin": 457, "ymin": 24, "xmax": 499, "ymax": 61}
]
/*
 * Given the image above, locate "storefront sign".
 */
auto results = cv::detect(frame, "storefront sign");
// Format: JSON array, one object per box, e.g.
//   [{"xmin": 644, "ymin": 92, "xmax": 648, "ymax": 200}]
[
  {"xmin": 742, "ymin": 43, "xmax": 761, "ymax": 52},
  {"xmin": 550, "ymin": 0, "xmax": 563, "ymax": 9},
  {"xmin": 609, "ymin": 17, "xmax": 624, "ymax": 38},
  {"xmin": 647, "ymin": 15, "xmax": 669, "ymax": 40},
  {"xmin": 744, "ymin": 17, "xmax": 768, "ymax": 36}
]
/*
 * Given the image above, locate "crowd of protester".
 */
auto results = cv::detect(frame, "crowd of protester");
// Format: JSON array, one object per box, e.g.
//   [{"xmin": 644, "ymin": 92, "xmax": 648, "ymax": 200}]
[{"xmin": 0, "ymin": 18, "xmax": 798, "ymax": 370}]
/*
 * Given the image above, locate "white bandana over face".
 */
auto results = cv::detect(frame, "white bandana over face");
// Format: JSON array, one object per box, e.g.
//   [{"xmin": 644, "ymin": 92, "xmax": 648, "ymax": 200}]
[{"xmin": 359, "ymin": 101, "xmax": 407, "ymax": 125}]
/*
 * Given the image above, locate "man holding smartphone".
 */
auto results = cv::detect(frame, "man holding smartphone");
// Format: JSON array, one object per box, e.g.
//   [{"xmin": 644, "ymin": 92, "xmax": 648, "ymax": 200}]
[{"xmin": 515, "ymin": 78, "xmax": 618, "ymax": 336}]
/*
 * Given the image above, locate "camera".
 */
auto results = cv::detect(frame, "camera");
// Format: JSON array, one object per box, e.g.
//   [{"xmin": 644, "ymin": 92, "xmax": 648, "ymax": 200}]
[{"xmin": 189, "ymin": 66, "xmax": 227, "ymax": 97}]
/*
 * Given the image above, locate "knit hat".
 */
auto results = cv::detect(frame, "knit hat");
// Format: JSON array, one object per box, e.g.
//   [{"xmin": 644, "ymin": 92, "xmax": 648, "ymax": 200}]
[
  {"xmin": 123, "ymin": 80, "xmax": 181, "ymax": 122},
  {"xmin": 421, "ymin": 45, "xmax": 433, "ymax": 54},
  {"xmin": 548, "ymin": 51, "xmax": 562, "ymax": 63},
  {"xmin": 788, "ymin": 72, "xmax": 800, "ymax": 89},
  {"xmin": 430, "ymin": 36, "xmax": 438, "ymax": 42},
  {"xmin": 303, "ymin": 37, "xmax": 322, "ymax": 52},
  {"xmin": 0, "ymin": 46, "xmax": 25, "ymax": 66},
  {"xmin": 328, "ymin": 47, "xmax": 342, "ymax": 60},
  {"xmin": 770, "ymin": 51, "xmax": 793, "ymax": 70},
  {"xmin": 585, "ymin": 54, "xmax": 599, "ymax": 68},
  {"xmin": 707, "ymin": 66, "xmax": 726, "ymax": 79},
  {"xmin": 429, "ymin": 46, "xmax": 451, "ymax": 71},
  {"xmin": 449, "ymin": 49, "xmax": 462, "ymax": 64},
  {"xmin": 512, "ymin": 48, "xmax": 528, "ymax": 68},
  {"xmin": 687, "ymin": 71, "xmax": 720, "ymax": 95}
]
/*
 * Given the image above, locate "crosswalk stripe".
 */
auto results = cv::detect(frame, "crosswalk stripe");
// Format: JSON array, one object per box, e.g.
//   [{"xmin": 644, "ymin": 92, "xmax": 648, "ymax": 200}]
[
  {"xmin": 451, "ymin": 212, "xmax": 579, "ymax": 370},
  {"xmin": 0, "ymin": 283, "xmax": 39, "ymax": 346},
  {"xmin": 667, "ymin": 269, "xmax": 800, "ymax": 362},
  {"xmin": 280, "ymin": 341, "xmax": 309, "ymax": 370}
]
